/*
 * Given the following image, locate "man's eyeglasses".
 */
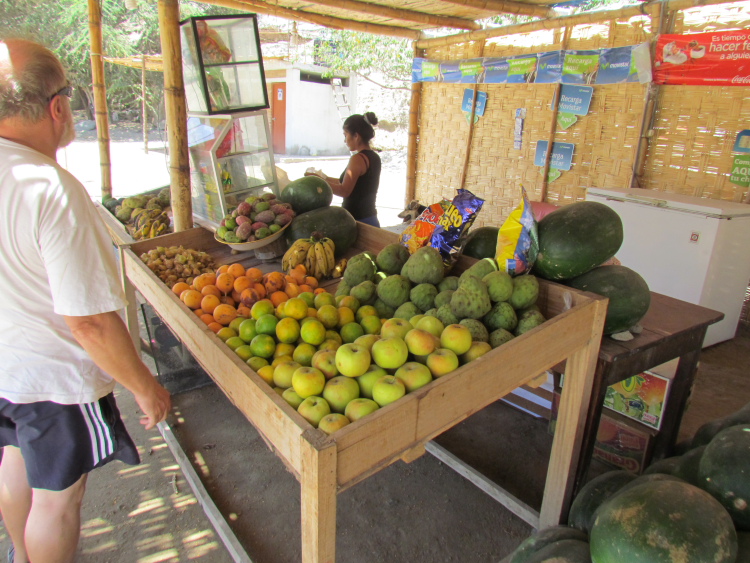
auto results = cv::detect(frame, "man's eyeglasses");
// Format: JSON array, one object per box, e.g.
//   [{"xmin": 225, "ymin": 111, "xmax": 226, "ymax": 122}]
[{"xmin": 48, "ymin": 83, "xmax": 73, "ymax": 102}]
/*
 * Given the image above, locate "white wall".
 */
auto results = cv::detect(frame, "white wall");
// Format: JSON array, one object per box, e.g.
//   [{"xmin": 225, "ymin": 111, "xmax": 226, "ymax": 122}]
[{"xmin": 285, "ymin": 69, "xmax": 352, "ymax": 156}]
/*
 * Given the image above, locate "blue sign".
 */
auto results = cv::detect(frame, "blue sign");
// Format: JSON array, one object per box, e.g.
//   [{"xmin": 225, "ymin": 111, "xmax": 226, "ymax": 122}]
[
  {"xmin": 734, "ymin": 130, "xmax": 750, "ymax": 153},
  {"xmin": 534, "ymin": 141, "xmax": 575, "ymax": 171},
  {"xmin": 536, "ymin": 51, "xmax": 564, "ymax": 84},
  {"xmin": 598, "ymin": 45, "xmax": 638, "ymax": 84},
  {"xmin": 482, "ymin": 57, "xmax": 510, "ymax": 83},
  {"xmin": 558, "ymin": 84, "xmax": 593, "ymax": 116},
  {"xmin": 462, "ymin": 89, "xmax": 488, "ymax": 116}
]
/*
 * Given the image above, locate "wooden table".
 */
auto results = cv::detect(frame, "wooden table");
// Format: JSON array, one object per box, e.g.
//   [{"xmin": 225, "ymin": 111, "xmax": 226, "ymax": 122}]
[{"xmin": 572, "ymin": 291, "xmax": 724, "ymax": 493}]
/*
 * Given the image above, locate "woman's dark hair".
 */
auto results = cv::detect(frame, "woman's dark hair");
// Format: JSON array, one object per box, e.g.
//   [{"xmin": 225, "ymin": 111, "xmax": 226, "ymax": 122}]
[{"xmin": 343, "ymin": 112, "xmax": 378, "ymax": 143}]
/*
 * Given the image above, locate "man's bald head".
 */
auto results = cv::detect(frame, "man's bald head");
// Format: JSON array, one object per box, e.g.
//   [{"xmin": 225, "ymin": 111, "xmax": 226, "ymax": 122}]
[{"xmin": 0, "ymin": 38, "xmax": 67, "ymax": 123}]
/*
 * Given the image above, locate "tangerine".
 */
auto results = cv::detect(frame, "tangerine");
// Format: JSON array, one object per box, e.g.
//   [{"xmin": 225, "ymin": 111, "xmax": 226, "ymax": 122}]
[
  {"xmin": 298, "ymin": 292, "xmax": 315, "ymax": 308},
  {"xmin": 207, "ymin": 322, "xmax": 223, "ymax": 334},
  {"xmin": 314, "ymin": 288, "xmax": 327, "ymax": 295},
  {"xmin": 251, "ymin": 299, "xmax": 275, "ymax": 320},
  {"xmin": 233, "ymin": 276, "xmax": 252, "ymax": 294},
  {"xmin": 246, "ymin": 356, "xmax": 269, "ymax": 372},
  {"xmin": 340, "ymin": 322, "xmax": 365, "ymax": 344},
  {"xmin": 250, "ymin": 334, "xmax": 276, "ymax": 358},
  {"xmin": 317, "ymin": 305, "xmax": 339, "ymax": 329},
  {"xmin": 200, "ymin": 313, "xmax": 215, "ymax": 325},
  {"xmin": 337, "ymin": 306, "xmax": 356, "ymax": 328},
  {"xmin": 285, "ymin": 282, "xmax": 300, "ymax": 298},
  {"xmin": 292, "ymin": 343, "xmax": 317, "ymax": 367},
  {"xmin": 245, "ymin": 267, "xmax": 263, "ymax": 283},
  {"xmin": 216, "ymin": 327, "xmax": 237, "ymax": 342},
  {"xmin": 213, "ymin": 303, "xmax": 238, "ymax": 326},
  {"xmin": 274, "ymin": 342, "xmax": 296, "ymax": 359},
  {"xmin": 270, "ymin": 291, "xmax": 289, "ymax": 307},
  {"xmin": 314, "ymin": 292, "xmax": 335, "ymax": 309},
  {"xmin": 180, "ymin": 289, "xmax": 203, "ymax": 310},
  {"xmin": 300, "ymin": 319, "xmax": 326, "ymax": 346},
  {"xmin": 304, "ymin": 276, "xmax": 319, "ymax": 289},
  {"xmin": 216, "ymin": 264, "xmax": 230, "ymax": 275},
  {"xmin": 256, "ymin": 365, "xmax": 275, "ymax": 386},
  {"xmin": 360, "ymin": 315, "xmax": 382, "ymax": 336},
  {"xmin": 255, "ymin": 313, "xmax": 279, "ymax": 335},
  {"xmin": 200, "ymin": 294, "xmax": 221, "ymax": 314},
  {"xmin": 237, "ymin": 305, "xmax": 252, "ymax": 318},
  {"xmin": 356, "ymin": 305, "xmax": 378, "ymax": 323},
  {"xmin": 284, "ymin": 297, "xmax": 308, "ymax": 320},
  {"xmin": 193, "ymin": 308, "xmax": 205, "ymax": 317},
  {"xmin": 339, "ymin": 296, "xmax": 360, "ymax": 312},
  {"xmin": 172, "ymin": 282, "xmax": 191, "ymax": 296},
  {"xmin": 227, "ymin": 263, "xmax": 246, "ymax": 278},
  {"xmin": 216, "ymin": 273, "xmax": 235, "ymax": 294},
  {"xmin": 193, "ymin": 273, "xmax": 217, "ymax": 292},
  {"xmin": 276, "ymin": 317, "xmax": 301, "ymax": 344}
]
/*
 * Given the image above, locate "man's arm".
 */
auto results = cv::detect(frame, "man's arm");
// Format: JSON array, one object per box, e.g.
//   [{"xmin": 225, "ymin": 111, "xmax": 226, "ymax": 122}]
[{"xmin": 64, "ymin": 311, "xmax": 171, "ymax": 429}]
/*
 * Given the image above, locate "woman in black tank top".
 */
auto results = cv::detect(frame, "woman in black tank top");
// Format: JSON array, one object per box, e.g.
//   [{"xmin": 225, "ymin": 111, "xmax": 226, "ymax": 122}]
[{"xmin": 304, "ymin": 112, "xmax": 381, "ymax": 227}]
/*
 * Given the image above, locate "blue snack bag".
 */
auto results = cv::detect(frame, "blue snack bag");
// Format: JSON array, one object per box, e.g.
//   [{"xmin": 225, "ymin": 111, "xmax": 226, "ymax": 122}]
[{"xmin": 430, "ymin": 189, "xmax": 484, "ymax": 271}]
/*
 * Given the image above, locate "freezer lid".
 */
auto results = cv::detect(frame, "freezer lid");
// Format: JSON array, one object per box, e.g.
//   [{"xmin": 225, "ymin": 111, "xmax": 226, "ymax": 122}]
[{"xmin": 586, "ymin": 187, "xmax": 750, "ymax": 219}]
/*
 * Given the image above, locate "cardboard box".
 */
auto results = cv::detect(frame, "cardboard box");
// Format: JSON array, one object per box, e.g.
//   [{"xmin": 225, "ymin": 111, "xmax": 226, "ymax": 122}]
[{"xmin": 603, "ymin": 369, "xmax": 671, "ymax": 431}]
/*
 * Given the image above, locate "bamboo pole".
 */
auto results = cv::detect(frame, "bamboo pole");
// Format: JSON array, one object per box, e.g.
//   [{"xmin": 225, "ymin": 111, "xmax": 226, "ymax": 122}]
[
  {"xmin": 439, "ymin": 0, "xmax": 554, "ymax": 18},
  {"xmin": 406, "ymin": 42, "xmax": 424, "ymax": 206},
  {"xmin": 416, "ymin": 0, "xmax": 745, "ymax": 49},
  {"xmin": 158, "ymin": 0, "xmax": 192, "ymax": 232},
  {"xmin": 299, "ymin": 0, "xmax": 480, "ymax": 30},
  {"xmin": 87, "ymin": 0, "xmax": 112, "ymax": 200},
  {"xmin": 199, "ymin": 0, "xmax": 420, "ymax": 39},
  {"xmin": 459, "ymin": 42, "xmax": 486, "ymax": 190},
  {"xmin": 142, "ymin": 55, "xmax": 148, "ymax": 155}
]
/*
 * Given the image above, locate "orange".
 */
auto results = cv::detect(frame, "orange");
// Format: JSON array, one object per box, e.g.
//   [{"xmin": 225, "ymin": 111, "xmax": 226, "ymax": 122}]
[
  {"xmin": 285, "ymin": 282, "xmax": 300, "ymax": 298},
  {"xmin": 307, "ymin": 308, "xmax": 318, "ymax": 318},
  {"xmin": 216, "ymin": 327, "xmax": 237, "ymax": 342},
  {"xmin": 172, "ymin": 281, "xmax": 191, "ymax": 296},
  {"xmin": 314, "ymin": 288, "xmax": 326, "ymax": 295},
  {"xmin": 304, "ymin": 276, "xmax": 319, "ymax": 289},
  {"xmin": 298, "ymin": 292, "xmax": 315, "ymax": 308},
  {"xmin": 317, "ymin": 305, "xmax": 339, "ymax": 329},
  {"xmin": 224, "ymin": 336, "xmax": 245, "ymax": 351},
  {"xmin": 233, "ymin": 276, "xmax": 252, "ymax": 294},
  {"xmin": 216, "ymin": 273, "xmax": 235, "ymax": 295},
  {"xmin": 337, "ymin": 306, "xmax": 355, "ymax": 328},
  {"xmin": 272, "ymin": 355, "xmax": 294, "ymax": 367},
  {"xmin": 299, "ymin": 284, "xmax": 313, "ymax": 294},
  {"xmin": 220, "ymin": 295, "xmax": 236, "ymax": 308},
  {"xmin": 292, "ymin": 343, "xmax": 317, "ymax": 367},
  {"xmin": 251, "ymin": 299, "xmax": 275, "ymax": 320},
  {"xmin": 340, "ymin": 322, "xmax": 364, "ymax": 343},
  {"xmin": 300, "ymin": 319, "xmax": 326, "ymax": 346},
  {"xmin": 245, "ymin": 267, "xmax": 263, "ymax": 283},
  {"xmin": 289, "ymin": 269, "xmax": 305, "ymax": 285},
  {"xmin": 314, "ymin": 292, "xmax": 335, "ymax": 309},
  {"xmin": 193, "ymin": 273, "xmax": 217, "ymax": 292},
  {"xmin": 284, "ymin": 297, "xmax": 308, "ymax": 320},
  {"xmin": 180, "ymin": 289, "xmax": 203, "ymax": 310},
  {"xmin": 324, "ymin": 330, "xmax": 343, "ymax": 345},
  {"xmin": 274, "ymin": 342, "xmax": 296, "ymax": 359},
  {"xmin": 238, "ymin": 318, "xmax": 258, "ymax": 343},
  {"xmin": 213, "ymin": 303, "xmax": 238, "ymax": 326},
  {"xmin": 256, "ymin": 365, "xmax": 275, "ymax": 386},
  {"xmin": 246, "ymin": 356, "xmax": 269, "ymax": 372},
  {"xmin": 275, "ymin": 301, "xmax": 287, "ymax": 318},
  {"xmin": 360, "ymin": 314, "xmax": 382, "ymax": 336},
  {"xmin": 318, "ymin": 339, "xmax": 341, "ymax": 352},
  {"xmin": 216, "ymin": 264, "xmax": 230, "ymax": 275},
  {"xmin": 250, "ymin": 334, "xmax": 276, "ymax": 359},
  {"xmin": 356, "ymin": 305, "xmax": 378, "ymax": 323},
  {"xmin": 227, "ymin": 263, "xmax": 246, "ymax": 278},
  {"xmin": 255, "ymin": 313, "xmax": 279, "ymax": 336},
  {"xmin": 200, "ymin": 313, "xmax": 215, "ymax": 325},
  {"xmin": 200, "ymin": 294, "xmax": 221, "ymax": 314},
  {"xmin": 276, "ymin": 317, "xmax": 301, "ymax": 344},
  {"xmin": 270, "ymin": 291, "xmax": 289, "ymax": 307},
  {"xmin": 234, "ymin": 345, "xmax": 254, "ymax": 362},
  {"xmin": 229, "ymin": 316, "xmax": 247, "ymax": 333},
  {"xmin": 193, "ymin": 308, "xmax": 205, "ymax": 317},
  {"xmin": 237, "ymin": 305, "xmax": 252, "ymax": 318},
  {"xmin": 339, "ymin": 296, "xmax": 360, "ymax": 312},
  {"xmin": 201, "ymin": 284, "xmax": 222, "ymax": 298},
  {"xmin": 253, "ymin": 283, "xmax": 267, "ymax": 299},
  {"xmin": 265, "ymin": 271, "xmax": 285, "ymax": 294}
]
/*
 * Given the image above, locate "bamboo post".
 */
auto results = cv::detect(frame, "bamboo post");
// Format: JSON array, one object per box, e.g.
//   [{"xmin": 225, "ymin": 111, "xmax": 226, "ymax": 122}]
[
  {"xmin": 405, "ymin": 41, "xmax": 423, "ymax": 206},
  {"xmin": 87, "ymin": 0, "xmax": 112, "ymax": 200},
  {"xmin": 142, "ymin": 55, "xmax": 148, "ymax": 154},
  {"xmin": 158, "ymin": 0, "xmax": 192, "ymax": 232},
  {"xmin": 459, "ymin": 41, "xmax": 485, "ymax": 191}
]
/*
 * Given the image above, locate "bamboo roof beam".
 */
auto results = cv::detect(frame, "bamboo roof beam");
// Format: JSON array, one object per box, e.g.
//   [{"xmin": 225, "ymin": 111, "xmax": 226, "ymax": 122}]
[
  {"xmin": 300, "ymin": 0, "xmax": 481, "ymax": 30},
  {"xmin": 417, "ymin": 0, "xmax": 743, "ymax": 48},
  {"xmin": 438, "ymin": 0, "xmax": 554, "ymax": 18},
  {"xmin": 198, "ymin": 0, "xmax": 422, "ymax": 39}
]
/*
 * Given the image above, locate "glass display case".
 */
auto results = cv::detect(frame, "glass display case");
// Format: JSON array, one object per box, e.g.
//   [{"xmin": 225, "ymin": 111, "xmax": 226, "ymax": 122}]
[
  {"xmin": 181, "ymin": 15, "xmax": 268, "ymax": 115},
  {"xmin": 187, "ymin": 111, "xmax": 278, "ymax": 226}
]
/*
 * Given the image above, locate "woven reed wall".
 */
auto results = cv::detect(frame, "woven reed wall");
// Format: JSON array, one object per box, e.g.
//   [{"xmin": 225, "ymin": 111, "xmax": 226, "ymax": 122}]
[{"xmin": 414, "ymin": 4, "xmax": 750, "ymax": 230}]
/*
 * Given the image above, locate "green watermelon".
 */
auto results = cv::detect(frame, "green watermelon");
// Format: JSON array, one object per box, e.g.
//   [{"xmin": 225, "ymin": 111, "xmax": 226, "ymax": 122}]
[
  {"xmin": 509, "ymin": 526, "xmax": 588, "ymax": 563},
  {"xmin": 568, "ymin": 470, "xmax": 637, "ymax": 533},
  {"xmin": 524, "ymin": 539, "xmax": 591, "ymax": 563},
  {"xmin": 672, "ymin": 445, "xmax": 707, "ymax": 487},
  {"xmin": 279, "ymin": 175, "xmax": 333, "ymax": 214},
  {"xmin": 285, "ymin": 206, "xmax": 358, "ymax": 257},
  {"xmin": 564, "ymin": 265, "xmax": 650, "ymax": 334},
  {"xmin": 698, "ymin": 424, "xmax": 750, "ymax": 530},
  {"xmin": 533, "ymin": 201, "xmax": 623, "ymax": 281},
  {"xmin": 461, "ymin": 226, "xmax": 499, "ymax": 259},
  {"xmin": 590, "ymin": 480, "xmax": 737, "ymax": 562},
  {"xmin": 692, "ymin": 401, "xmax": 750, "ymax": 448},
  {"xmin": 643, "ymin": 455, "xmax": 682, "ymax": 476}
]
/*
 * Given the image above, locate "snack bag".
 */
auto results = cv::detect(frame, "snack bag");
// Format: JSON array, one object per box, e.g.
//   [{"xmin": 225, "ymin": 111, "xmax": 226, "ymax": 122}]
[
  {"xmin": 399, "ymin": 201, "xmax": 449, "ymax": 254},
  {"xmin": 495, "ymin": 187, "xmax": 538, "ymax": 275},
  {"xmin": 430, "ymin": 189, "xmax": 484, "ymax": 271}
]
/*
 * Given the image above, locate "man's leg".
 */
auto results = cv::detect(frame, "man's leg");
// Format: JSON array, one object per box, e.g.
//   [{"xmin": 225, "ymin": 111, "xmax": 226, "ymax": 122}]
[
  {"xmin": 0, "ymin": 446, "xmax": 32, "ymax": 563},
  {"xmin": 25, "ymin": 474, "xmax": 87, "ymax": 563}
]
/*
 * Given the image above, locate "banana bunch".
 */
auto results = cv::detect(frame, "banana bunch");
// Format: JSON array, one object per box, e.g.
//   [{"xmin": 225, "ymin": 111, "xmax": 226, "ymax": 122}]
[
  {"xmin": 282, "ymin": 235, "xmax": 336, "ymax": 279},
  {"xmin": 131, "ymin": 208, "xmax": 170, "ymax": 240},
  {"xmin": 332, "ymin": 258, "xmax": 348, "ymax": 279}
]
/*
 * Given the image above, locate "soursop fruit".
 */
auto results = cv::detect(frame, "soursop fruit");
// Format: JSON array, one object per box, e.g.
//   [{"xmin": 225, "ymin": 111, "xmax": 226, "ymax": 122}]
[
  {"xmin": 376, "ymin": 275, "xmax": 411, "ymax": 309},
  {"xmin": 459, "ymin": 318, "xmax": 489, "ymax": 342},
  {"xmin": 450, "ymin": 276, "xmax": 492, "ymax": 320},
  {"xmin": 509, "ymin": 275, "xmax": 539, "ymax": 310},
  {"xmin": 483, "ymin": 301, "xmax": 518, "ymax": 332},
  {"xmin": 401, "ymin": 246, "xmax": 445, "ymax": 285},
  {"xmin": 376, "ymin": 243, "xmax": 410, "ymax": 276},
  {"xmin": 410, "ymin": 283, "xmax": 438, "ymax": 312}
]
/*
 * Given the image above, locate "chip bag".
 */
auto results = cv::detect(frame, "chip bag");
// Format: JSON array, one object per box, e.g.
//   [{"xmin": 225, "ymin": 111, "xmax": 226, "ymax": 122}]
[
  {"xmin": 430, "ymin": 189, "xmax": 484, "ymax": 271},
  {"xmin": 399, "ymin": 201, "xmax": 449, "ymax": 254},
  {"xmin": 495, "ymin": 187, "xmax": 539, "ymax": 275}
]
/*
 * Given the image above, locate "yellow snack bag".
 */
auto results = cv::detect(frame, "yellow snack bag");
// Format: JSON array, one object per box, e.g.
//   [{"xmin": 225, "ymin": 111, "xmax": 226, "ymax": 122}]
[{"xmin": 495, "ymin": 187, "xmax": 539, "ymax": 275}]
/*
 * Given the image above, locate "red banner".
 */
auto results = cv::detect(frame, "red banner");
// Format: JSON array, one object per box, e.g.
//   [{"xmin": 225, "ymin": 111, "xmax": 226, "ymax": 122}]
[{"xmin": 654, "ymin": 31, "xmax": 750, "ymax": 86}]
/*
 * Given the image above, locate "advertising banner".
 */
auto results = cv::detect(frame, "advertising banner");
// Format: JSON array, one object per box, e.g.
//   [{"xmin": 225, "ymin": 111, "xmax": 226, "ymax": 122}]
[{"xmin": 654, "ymin": 31, "xmax": 750, "ymax": 85}]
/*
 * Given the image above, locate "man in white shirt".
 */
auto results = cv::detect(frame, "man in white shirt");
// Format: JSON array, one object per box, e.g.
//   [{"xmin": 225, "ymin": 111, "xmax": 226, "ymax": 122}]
[{"xmin": 0, "ymin": 38, "xmax": 171, "ymax": 563}]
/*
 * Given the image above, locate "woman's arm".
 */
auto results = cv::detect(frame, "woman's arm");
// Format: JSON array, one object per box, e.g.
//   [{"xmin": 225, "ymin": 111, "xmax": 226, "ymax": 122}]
[{"xmin": 306, "ymin": 153, "xmax": 368, "ymax": 198}]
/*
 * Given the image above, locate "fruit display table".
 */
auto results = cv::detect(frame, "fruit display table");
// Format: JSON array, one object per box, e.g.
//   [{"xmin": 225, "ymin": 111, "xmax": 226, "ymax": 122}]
[
  {"xmin": 121, "ymin": 223, "xmax": 608, "ymax": 563},
  {"xmin": 95, "ymin": 201, "xmax": 136, "ymax": 246}
]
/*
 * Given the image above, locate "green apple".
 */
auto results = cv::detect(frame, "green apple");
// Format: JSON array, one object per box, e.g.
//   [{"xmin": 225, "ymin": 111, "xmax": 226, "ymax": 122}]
[
  {"xmin": 273, "ymin": 386, "xmax": 285, "ymax": 397},
  {"xmin": 334, "ymin": 343, "xmax": 371, "ymax": 377},
  {"xmin": 318, "ymin": 413, "xmax": 350, "ymax": 435},
  {"xmin": 292, "ymin": 366, "xmax": 326, "ymax": 398},
  {"xmin": 246, "ymin": 356, "xmax": 269, "ymax": 372},
  {"xmin": 440, "ymin": 324, "xmax": 473, "ymax": 355},
  {"xmin": 344, "ymin": 398, "xmax": 380, "ymax": 422},
  {"xmin": 356, "ymin": 364, "xmax": 387, "ymax": 399},
  {"xmin": 322, "ymin": 376, "xmax": 360, "ymax": 413},
  {"xmin": 409, "ymin": 314, "xmax": 425, "ymax": 327},
  {"xmin": 282, "ymin": 387, "xmax": 304, "ymax": 409},
  {"xmin": 380, "ymin": 318, "xmax": 413, "ymax": 340},
  {"xmin": 297, "ymin": 396, "xmax": 331, "ymax": 428},
  {"xmin": 372, "ymin": 375, "xmax": 406, "ymax": 407},
  {"xmin": 394, "ymin": 361, "xmax": 433, "ymax": 393},
  {"xmin": 415, "ymin": 315, "xmax": 445, "ymax": 338},
  {"xmin": 371, "ymin": 337, "xmax": 409, "ymax": 370},
  {"xmin": 460, "ymin": 341, "xmax": 493, "ymax": 365},
  {"xmin": 353, "ymin": 334, "xmax": 381, "ymax": 352},
  {"xmin": 311, "ymin": 350, "xmax": 339, "ymax": 380},
  {"xmin": 272, "ymin": 360, "xmax": 301, "ymax": 389},
  {"xmin": 318, "ymin": 339, "xmax": 341, "ymax": 352},
  {"xmin": 426, "ymin": 348, "xmax": 459, "ymax": 377},
  {"xmin": 404, "ymin": 328, "xmax": 439, "ymax": 357}
]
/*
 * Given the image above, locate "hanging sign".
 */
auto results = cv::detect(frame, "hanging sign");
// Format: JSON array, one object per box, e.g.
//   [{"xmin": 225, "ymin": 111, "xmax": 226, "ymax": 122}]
[
  {"xmin": 548, "ymin": 168, "xmax": 562, "ymax": 183},
  {"xmin": 654, "ymin": 31, "xmax": 750, "ymax": 86},
  {"xmin": 461, "ymin": 89, "xmax": 487, "ymax": 115},
  {"xmin": 730, "ymin": 155, "xmax": 750, "ymax": 188},
  {"xmin": 733, "ymin": 130, "xmax": 750, "ymax": 153},
  {"xmin": 557, "ymin": 113, "xmax": 578, "ymax": 130},
  {"xmin": 559, "ymin": 84, "xmax": 593, "ymax": 115},
  {"xmin": 534, "ymin": 141, "xmax": 575, "ymax": 171}
]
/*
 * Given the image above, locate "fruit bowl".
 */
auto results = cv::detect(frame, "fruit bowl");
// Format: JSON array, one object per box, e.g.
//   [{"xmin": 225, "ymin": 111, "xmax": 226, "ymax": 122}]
[{"xmin": 214, "ymin": 221, "xmax": 290, "ymax": 252}]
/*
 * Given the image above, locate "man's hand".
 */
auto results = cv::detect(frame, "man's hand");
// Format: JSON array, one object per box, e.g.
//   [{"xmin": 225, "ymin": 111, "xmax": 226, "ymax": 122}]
[{"xmin": 134, "ymin": 380, "xmax": 172, "ymax": 430}]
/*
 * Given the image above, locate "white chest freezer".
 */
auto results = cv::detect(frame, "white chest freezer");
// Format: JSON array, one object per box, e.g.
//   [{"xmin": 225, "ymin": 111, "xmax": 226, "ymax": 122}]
[{"xmin": 585, "ymin": 187, "xmax": 750, "ymax": 348}]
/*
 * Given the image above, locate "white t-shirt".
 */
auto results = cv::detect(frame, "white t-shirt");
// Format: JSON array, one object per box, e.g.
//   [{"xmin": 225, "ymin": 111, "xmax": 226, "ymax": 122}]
[{"xmin": 0, "ymin": 138, "xmax": 127, "ymax": 404}]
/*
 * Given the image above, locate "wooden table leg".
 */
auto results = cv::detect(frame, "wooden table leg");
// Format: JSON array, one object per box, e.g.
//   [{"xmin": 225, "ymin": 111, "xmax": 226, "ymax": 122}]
[
  {"xmin": 300, "ymin": 430, "xmax": 337, "ymax": 563},
  {"xmin": 119, "ymin": 246, "xmax": 141, "ymax": 354},
  {"xmin": 572, "ymin": 357, "xmax": 608, "ymax": 496}
]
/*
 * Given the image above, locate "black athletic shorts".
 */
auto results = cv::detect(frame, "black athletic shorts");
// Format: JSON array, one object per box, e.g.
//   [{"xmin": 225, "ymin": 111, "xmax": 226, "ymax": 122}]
[{"xmin": 0, "ymin": 393, "xmax": 140, "ymax": 491}]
